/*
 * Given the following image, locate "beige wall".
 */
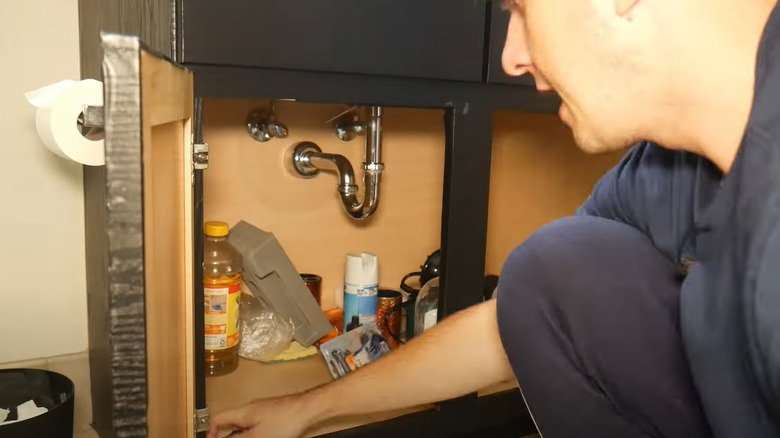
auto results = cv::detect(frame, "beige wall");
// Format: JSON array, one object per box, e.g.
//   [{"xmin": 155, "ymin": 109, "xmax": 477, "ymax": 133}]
[
  {"xmin": 0, "ymin": 0, "xmax": 87, "ymax": 362},
  {"xmin": 0, "ymin": 0, "xmax": 93, "ymax": 434}
]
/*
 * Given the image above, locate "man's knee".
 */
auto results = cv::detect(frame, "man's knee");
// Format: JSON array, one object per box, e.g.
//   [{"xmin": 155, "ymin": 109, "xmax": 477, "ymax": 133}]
[
  {"xmin": 495, "ymin": 216, "xmax": 679, "ymax": 354},
  {"xmin": 496, "ymin": 216, "xmax": 602, "ymax": 319},
  {"xmin": 495, "ymin": 218, "xmax": 576, "ymax": 353}
]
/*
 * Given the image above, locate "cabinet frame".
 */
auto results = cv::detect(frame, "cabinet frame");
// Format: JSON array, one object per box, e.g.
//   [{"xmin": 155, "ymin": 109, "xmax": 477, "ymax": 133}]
[{"xmin": 179, "ymin": 0, "xmax": 489, "ymax": 83}]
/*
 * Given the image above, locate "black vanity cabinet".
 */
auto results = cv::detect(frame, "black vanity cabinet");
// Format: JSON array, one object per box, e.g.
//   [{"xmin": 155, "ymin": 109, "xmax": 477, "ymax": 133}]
[
  {"xmin": 180, "ymin": 0, "xmax": 488, "ymax": 82},
  {"xmin": 80, "ymin": 2, "xmax": 556, "ymax": 437},
  {"xmin": 87, "ymin": 33, "xmax": 545, "ymax": 438},
  {"xmin": 80, "ymin": 0, "xmax": 538, "ymax": 86}
]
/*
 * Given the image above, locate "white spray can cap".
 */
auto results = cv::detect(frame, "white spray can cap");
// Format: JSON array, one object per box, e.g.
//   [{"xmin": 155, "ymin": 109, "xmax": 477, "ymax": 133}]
[{"xmin": 344, "ymin": 253, "xmax": 378, "ymax": 286}]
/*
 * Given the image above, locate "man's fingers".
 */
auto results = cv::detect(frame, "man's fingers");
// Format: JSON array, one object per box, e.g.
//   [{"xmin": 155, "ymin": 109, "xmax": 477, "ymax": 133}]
[
  {"xmin": 207, "ymin": 407, "xmax": 252, "ymax": 438},
  {"xmin": 229, "ymin": 430, "xmax": 252, "ymax": 438},
  {"xmin": 209, "ymin": 429, "xmax": 242, "ymax": 438}
]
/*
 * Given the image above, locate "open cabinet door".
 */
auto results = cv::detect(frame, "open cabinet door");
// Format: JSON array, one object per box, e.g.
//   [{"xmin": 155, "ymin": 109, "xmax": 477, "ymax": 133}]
[{"xmin": 96, "ymin": 33, "xmax": 195, "ymax": 438}]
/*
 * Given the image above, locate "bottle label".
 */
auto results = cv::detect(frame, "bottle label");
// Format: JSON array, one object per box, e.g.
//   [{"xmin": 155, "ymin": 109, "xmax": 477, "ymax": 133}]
[
  {"xmin": 343, "ymin": 283, "xmax": 378, "ymax": 331},
  {"xmin": 204, "ymin": 282, "xmax": 241, "ymax": 350},
  {"xmin": 423, "ymin": 309, "xmax": 438, "ymax": 332}
]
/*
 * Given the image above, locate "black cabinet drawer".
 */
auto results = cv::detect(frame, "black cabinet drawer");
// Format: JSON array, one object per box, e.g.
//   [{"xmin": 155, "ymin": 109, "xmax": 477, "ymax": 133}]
[
  {"xmin": 181, "ymin": 0, "xmax": 488, "ymax": 82},
  {"xmin": 486, "ymin": 2, "xmax": 535, "ymax": 86}
]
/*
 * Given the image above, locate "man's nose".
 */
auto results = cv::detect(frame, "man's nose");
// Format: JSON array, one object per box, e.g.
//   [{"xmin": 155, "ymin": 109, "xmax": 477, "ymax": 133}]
[
  {"xmin": 501, "ymin": 13, "xmax": 553, "ymax": 92},
  {"xmin": 502, "ymin": 12, "xmax": 532, "ymax": 77}
]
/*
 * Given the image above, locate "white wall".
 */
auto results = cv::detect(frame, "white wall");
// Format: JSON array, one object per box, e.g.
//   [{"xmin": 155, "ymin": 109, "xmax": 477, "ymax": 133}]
[{"xmin": 0, "ymin": 0, "xmax": 87, "ymax": 363}]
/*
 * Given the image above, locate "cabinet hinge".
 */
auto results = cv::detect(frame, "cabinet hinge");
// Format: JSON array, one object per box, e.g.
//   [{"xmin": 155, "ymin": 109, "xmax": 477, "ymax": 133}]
[
  {"xmin": 193, "ymin": 142, "xmax": 209, "ymax": 170},
  {"xmin": 194, "ymin": 407, "xmax": 210, "ymax": 433}
]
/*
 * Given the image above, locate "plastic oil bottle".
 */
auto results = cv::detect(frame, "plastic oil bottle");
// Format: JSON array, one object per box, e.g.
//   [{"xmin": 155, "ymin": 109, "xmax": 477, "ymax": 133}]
[{"xmin": 203, "ymin": 221, "xmax": 243, "ymax": 376}]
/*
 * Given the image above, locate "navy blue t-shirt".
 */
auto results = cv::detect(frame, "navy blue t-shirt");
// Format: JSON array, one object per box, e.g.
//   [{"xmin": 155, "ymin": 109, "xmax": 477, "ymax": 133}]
[{"xmin": 574, "ymin": 5, "xmax": 780, "ymax": 436}]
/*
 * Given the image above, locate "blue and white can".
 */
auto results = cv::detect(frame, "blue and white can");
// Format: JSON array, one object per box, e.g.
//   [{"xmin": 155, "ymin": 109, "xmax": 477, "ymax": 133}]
[{"xmin": 342, "ymin": 253, "xmax": 379, "ymax": 331}]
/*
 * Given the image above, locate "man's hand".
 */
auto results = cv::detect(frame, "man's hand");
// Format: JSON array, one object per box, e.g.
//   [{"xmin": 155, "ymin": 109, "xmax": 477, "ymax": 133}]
[{"xmin": 206, "ymin": 395, "xmax": 313, "ymax": 438}]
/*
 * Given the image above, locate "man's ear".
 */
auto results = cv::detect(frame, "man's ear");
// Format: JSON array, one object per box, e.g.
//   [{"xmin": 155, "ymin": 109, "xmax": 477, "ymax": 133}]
[{"xmin": 615, "ymin": 0, "xmax": 641, "ymax": 17}]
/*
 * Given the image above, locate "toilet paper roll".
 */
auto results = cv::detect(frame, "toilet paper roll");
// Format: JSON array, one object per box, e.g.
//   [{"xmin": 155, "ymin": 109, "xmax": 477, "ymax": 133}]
[{"xmin": 25, "ymin": 79, "xmax": 105, "ymax": 166}]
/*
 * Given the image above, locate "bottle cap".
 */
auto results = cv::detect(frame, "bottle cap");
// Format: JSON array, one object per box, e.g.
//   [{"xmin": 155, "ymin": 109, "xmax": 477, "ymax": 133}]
[
  {"xmin": 204, "ymin": 221, "xmax": 230, "ymax": 237},
  {"xmin": 344, "ymin": 253, "xmax": 378, "ymax": 286}
]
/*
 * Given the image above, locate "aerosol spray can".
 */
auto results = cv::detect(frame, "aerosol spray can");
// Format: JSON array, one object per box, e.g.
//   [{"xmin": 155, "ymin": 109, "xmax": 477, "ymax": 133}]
[{"xmin": 343, "ymin": 253, "xmax": 378, "ymax": 331}]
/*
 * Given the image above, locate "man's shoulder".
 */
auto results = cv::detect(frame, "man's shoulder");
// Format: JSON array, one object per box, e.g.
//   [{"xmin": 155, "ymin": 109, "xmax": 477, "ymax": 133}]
[
  {"xmin": 577, "ymin": 141, "xmax": 703, "ymax": 218},
  {"xmin": 577, "ymin": 142, "xmax": 715, "ymax": 262},
  {"xmin": 615, "ymin": 141, "xmax": 699, "ymax": 181}
]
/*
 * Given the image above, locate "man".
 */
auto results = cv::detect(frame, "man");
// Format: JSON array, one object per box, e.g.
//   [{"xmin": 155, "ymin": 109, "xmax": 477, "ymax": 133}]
[{"xmin": 208, "ymin": 0, "xmax": 780, "ymax": 436}]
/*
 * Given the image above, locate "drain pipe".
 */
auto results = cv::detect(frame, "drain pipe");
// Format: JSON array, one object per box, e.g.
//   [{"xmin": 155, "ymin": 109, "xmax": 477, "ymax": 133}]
[{"xmin": 289, "ymin": 106, "xmax": 384, "ymax": 220}]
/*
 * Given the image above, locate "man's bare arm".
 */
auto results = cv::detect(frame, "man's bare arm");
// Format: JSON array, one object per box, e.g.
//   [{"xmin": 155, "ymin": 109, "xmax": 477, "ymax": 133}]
[{"xmin": 207, "ymin": 299, "xmax": 514, "ymax": 438}]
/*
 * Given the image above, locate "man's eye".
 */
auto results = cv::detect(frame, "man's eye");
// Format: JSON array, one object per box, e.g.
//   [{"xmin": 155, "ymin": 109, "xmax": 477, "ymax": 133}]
[
  {"xmin": 500, "ymin": 0, "xmax": 526, "ymax": 16},
  {"xmin": 516, "ymin": 0, "xmax": 526, "ymax": 15},
  {"xmin": 500, "ymin": 0, "xmax": 517, "ymax": 12}
]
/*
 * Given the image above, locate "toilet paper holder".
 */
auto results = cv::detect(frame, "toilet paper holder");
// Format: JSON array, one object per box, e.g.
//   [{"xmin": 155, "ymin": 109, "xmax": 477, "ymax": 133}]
[
  {"xmin": 76, "ymin": 105, "xmax": 104, "ymax": 142},
  {"xmin": 78, "ymin": 105, "xmax": 104, "ymax": 128},
  {"xmin": 26, "ymin": 79, "xmax": 106, "ymax": 166}
]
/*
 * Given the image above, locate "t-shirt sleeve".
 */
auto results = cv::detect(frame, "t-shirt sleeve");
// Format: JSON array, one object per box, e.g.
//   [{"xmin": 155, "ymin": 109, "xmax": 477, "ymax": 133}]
[{"xmin": 575, "ymin": 142, "xmax": 707, "ymax": 263}]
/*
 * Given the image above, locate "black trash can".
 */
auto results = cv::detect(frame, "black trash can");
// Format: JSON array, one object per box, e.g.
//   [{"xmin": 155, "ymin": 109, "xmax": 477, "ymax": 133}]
[{"xmin": 0, "ymin": 368, "xmax": 75, "ymax": 438}]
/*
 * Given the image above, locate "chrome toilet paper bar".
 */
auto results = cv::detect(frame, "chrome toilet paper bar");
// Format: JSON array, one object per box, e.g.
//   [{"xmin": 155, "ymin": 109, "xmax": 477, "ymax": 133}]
[{"xmin": 79, "ymin": 105, "xmax": 104, "ymax": 128}]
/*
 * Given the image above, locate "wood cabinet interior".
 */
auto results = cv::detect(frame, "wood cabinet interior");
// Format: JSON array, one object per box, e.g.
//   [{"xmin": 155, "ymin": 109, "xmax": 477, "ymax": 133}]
[
  {"xmin": 140, "ymin": 50, "xmax": 195, "ymax": 438},
  {"xmin": 198, "ymin": 100, "xmax": 623, "ymax": 435},
  {"xmin": 201, "ymin": 99, "xmax": 446, "ymax": 311},
  {"xmin": 201, "ymin": 99, "xmax": 445, "ymax": 435}
]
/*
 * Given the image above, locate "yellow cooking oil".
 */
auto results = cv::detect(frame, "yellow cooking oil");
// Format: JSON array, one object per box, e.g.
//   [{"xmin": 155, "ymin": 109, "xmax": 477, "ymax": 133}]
[{"xmin": 203, "ymin": 221, "xmax": 243, "ymax": 376}]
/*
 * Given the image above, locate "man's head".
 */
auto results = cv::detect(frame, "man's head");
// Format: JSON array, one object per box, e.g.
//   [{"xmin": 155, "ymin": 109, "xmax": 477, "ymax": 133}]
[
  {"xmin": 502, "ymin": 0, "xmax": 668, "ymax": 154},
  {"xmin": 502, "ymin": 0, "xmax": 779, "ymax": 170}
]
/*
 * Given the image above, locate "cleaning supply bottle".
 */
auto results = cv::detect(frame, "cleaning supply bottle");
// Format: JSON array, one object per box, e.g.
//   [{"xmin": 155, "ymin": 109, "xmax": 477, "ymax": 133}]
[
  {"xmin": 343, "ymin": 253, "xmax": 379, "ymax": 332},
  {"xmin": 203, "ymin": 221, "xmax": 243, "ymax": 376}
]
